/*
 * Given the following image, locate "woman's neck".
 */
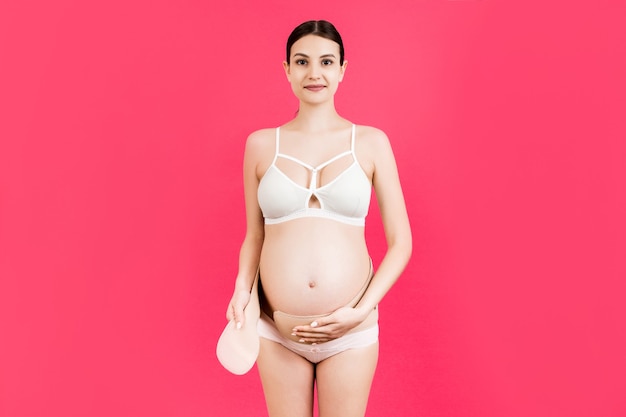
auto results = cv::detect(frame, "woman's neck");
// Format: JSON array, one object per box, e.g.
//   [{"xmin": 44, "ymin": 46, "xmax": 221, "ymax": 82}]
[{"xmin": 291, "ymin": 100, "xmax": 345, "ymax": 132}]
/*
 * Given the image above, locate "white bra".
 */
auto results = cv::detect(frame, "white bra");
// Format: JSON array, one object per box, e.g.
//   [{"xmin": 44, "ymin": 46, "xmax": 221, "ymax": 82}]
[{"xmin": 257, "ymin": 124, "xmax": 371, "ymax": 226}]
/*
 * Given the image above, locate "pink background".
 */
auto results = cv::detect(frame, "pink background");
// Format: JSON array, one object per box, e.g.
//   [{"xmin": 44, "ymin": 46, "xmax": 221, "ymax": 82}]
[{"xmin": 1, "ymin": 1, "xmax": 625, "ymax": 416}]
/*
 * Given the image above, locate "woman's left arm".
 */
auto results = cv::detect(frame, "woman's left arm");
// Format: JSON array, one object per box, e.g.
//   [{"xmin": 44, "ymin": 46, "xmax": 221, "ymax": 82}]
[{"xmin": 352, "ymin": 128, "xmax": 412, "ymax": 315}]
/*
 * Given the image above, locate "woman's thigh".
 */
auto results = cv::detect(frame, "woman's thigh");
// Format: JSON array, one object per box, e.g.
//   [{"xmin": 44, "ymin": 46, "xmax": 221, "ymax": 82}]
[
  {"xmin": 257, "ymin": 338, "xmax": 316, "ymax": 417},
  {"xmin": 316, "ymin": 342, "xmax": 379, "ymax": 417}
]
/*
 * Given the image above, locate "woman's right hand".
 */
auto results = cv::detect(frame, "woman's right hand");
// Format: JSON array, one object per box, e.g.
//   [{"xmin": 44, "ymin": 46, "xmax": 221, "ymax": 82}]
[{"xmin": 226, "ymin": 289, "xmax": 252, "ymax": 329}]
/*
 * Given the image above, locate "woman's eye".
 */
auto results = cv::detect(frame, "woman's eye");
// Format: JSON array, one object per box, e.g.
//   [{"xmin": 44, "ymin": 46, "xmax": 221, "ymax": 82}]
[
  {"xmin": 322, "ymin": 60, "xmax": 333, "ymax": 66},
  {"xmin": 296, "ymin": 59, "xmax": 307, "ymax": 65}
]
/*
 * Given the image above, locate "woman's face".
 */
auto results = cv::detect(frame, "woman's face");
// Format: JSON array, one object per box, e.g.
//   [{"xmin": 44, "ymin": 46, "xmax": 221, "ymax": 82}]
[{"xmin": 283, "ymin": 35, "xmax": 347, "ymax": 104}]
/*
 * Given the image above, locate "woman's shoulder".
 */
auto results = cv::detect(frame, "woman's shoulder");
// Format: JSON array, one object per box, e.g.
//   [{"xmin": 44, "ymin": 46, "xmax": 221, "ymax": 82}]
[
  {"xmin": 354, "ymin": 124, "xmax": 391, "ymax": 149},
  {"xmin": 245, "ymin": 128, "xmax": 277, "ymax": 154},
  {"xmin": 247, "ymin": 127, "xmax": 276, "ymax": 142}
]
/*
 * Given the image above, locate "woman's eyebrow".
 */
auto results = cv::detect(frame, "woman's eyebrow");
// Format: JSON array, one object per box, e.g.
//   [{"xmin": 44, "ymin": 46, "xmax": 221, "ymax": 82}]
[{"xmin": 293, "ymin": 52, "xmax": 337, "ymax": 59}]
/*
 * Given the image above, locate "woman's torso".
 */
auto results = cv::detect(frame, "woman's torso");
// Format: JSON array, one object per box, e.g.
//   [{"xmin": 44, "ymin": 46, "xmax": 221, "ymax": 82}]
[{"xmin": 257, "ymin": 123, "xmax": 373, "ymax": 316}]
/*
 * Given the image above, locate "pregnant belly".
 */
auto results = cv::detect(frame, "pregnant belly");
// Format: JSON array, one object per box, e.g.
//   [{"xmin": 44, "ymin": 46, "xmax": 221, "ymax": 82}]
[{"xmin": 259, "ymin": 219, "xmax": 371, "ymax": 316}]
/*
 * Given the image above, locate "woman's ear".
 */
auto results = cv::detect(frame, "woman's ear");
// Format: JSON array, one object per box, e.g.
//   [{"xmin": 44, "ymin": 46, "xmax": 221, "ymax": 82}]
[
  {"xmin": 283, "ymin": 61, "xmax": 291, "ymax": 81},
  {"xmin": 339, "ymin": 60, "xmax": 348, "ymax": 82}
]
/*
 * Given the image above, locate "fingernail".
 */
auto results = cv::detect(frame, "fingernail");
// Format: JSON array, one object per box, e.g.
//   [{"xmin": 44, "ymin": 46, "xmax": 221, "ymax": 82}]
[
  {"xmin": 291, "ymin": 332, "xmax": 296, "ymax": 336},
  {"xmin": 310, "ymin": 321, "xmax": 318, "ymax": 328},
  {"xmin": 236, "ymin": 322, "xmax": 242, "ymax": 330},
  {"xmin": 311, "ymin": 342, "xmax": 317, "ymax": 346},
  {"xmin": 299, "ymin": 338, "xmax": 305, "ymax": 343}
]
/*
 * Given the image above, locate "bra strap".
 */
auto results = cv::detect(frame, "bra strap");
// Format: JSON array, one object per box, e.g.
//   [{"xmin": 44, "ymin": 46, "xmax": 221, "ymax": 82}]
[
  {"xmin": 350, "ymin": 124, "xmax": 356, "ymax": 152},
  {"xmin": 272, "ymin": 127, "xmax": 280, "ymax": 164}
]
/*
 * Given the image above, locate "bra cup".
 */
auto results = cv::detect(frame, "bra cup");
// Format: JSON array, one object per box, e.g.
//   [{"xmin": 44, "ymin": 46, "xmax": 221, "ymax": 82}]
[
  {"xmin": 258, "ymin": 167, "xmax": 310, "ymax": 219},
  {"xmin": 316, "ymin": 164, "xmax": 371, "ymax": 218}
]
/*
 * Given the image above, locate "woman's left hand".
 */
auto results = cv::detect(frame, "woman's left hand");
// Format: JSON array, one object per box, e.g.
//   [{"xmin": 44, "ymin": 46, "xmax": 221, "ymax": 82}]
[{"xmin": 291, "ymin": 306, "xmax": 371, "ymax": 344}]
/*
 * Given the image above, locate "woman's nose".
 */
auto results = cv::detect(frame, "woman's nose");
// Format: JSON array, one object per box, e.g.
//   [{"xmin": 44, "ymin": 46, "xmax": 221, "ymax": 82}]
[{"xmin": 307, "ymin": 63, "xmax": 321, "ymax": 79}]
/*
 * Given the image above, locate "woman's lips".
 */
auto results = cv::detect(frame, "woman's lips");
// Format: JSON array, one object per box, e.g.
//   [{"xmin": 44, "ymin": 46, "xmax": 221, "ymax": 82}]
[{"xmin": 304, "ymin": 85, "xmax": 325, "ymax": 92}]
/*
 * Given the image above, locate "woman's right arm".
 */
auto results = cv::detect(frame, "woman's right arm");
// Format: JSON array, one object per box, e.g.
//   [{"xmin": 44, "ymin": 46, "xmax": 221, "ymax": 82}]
[{"xmin": 226, "ymin": 130, "xmax": 268, "ymax": 329}]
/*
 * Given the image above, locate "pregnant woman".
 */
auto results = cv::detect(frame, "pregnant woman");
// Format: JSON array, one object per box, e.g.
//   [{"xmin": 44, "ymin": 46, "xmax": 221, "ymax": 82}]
[{"xmin": 225, "ymin": 20, "xmax": 412, "ymax": 417}]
